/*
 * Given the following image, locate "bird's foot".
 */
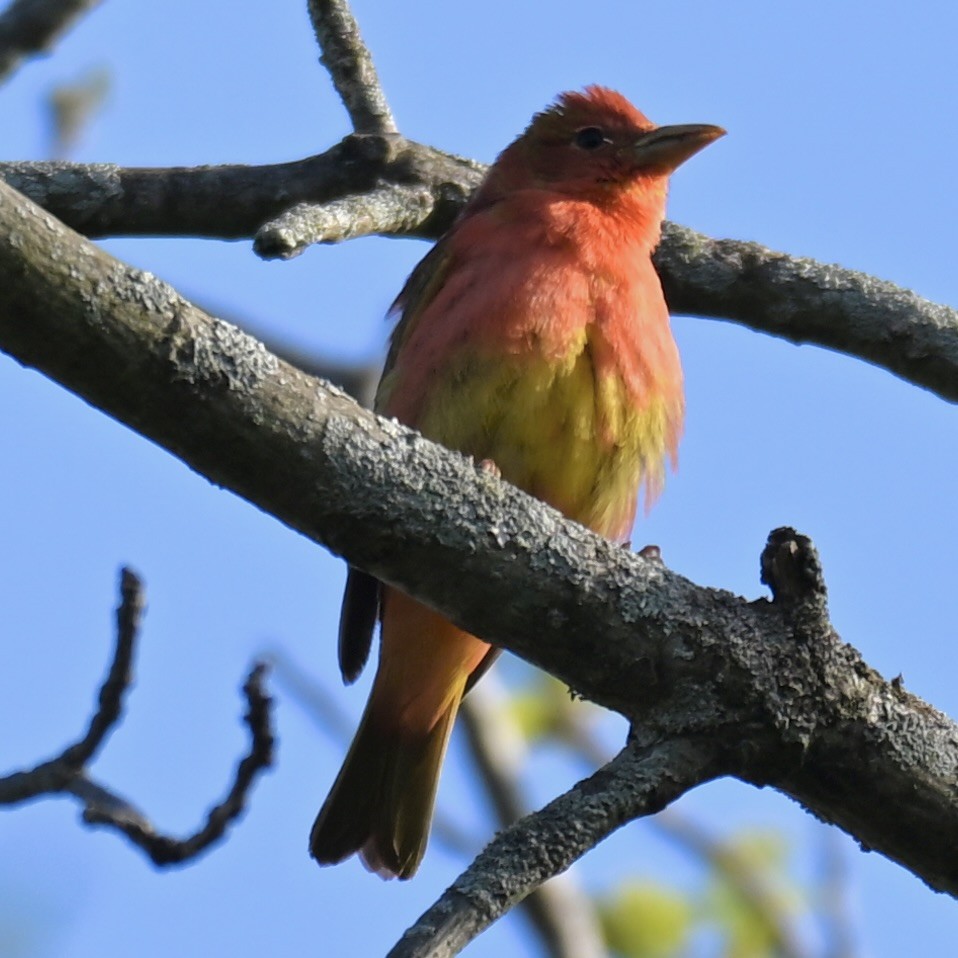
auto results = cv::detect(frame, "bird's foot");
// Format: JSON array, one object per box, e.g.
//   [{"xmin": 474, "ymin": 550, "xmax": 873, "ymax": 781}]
[{"xmin": 476, "ymin": 458, "xmax": 502, "ymax": 479}]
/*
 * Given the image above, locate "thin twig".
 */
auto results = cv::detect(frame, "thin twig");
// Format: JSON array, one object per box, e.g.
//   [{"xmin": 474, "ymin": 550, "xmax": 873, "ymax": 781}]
[
  {"xmin": 0, "ymin": 567, "xmax": 144, "ymax": 803},
  {"xmin": 388, "ymin": 741, "xmax": 719, "ymax": 958},
  {"xmin": 0, "ymin": 0, "xmax": 103, "ymax": 83},
  {"xmin": 306, "ymin": 0, "xmax": 396, "ymax": 134},
  {"xmin": 0, "ymin": 568, "xmax": 275, "ymax": 866},
  {"xmin": 62, "ymin": 566, "xmax": 142, "ymax": 767},
  {"xmin": 81, "ymin": 662, "xmax": 275, "ymax": 866}
]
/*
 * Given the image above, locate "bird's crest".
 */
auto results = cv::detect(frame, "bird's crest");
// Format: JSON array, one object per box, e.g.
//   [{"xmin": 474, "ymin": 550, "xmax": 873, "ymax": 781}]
[{"xmin": 527, "ymin": 85, "xmax": 656, "ymax": 140}]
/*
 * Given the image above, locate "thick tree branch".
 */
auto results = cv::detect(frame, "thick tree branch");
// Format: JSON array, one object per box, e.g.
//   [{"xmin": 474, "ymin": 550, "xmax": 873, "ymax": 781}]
[
  {"xmin": 388, "ymin": 741, "xmax": 719, "ymax": 958},
  {"xmin": 0, "ymin": 0, "xmax": 102, "ymax": 82},
  {"xmin": 0, "ymin": 567, "xmax": 275, "ymax": 865},
  {"xmin": 2, "ymin": 178, "xmax": 958, "ymax": 898},
  {"xmin": 2, "ymin": 151, "xmax": 955, "ymax": 403},
  {"xmin": 306, "ymin": 0, "xmax": 396, "ymax": 135}
]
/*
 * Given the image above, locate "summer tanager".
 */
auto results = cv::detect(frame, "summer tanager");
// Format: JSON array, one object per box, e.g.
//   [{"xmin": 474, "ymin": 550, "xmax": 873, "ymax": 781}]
[{"xmin": 310, "ymin": 87, "xmax": 723, "ymax": 878}]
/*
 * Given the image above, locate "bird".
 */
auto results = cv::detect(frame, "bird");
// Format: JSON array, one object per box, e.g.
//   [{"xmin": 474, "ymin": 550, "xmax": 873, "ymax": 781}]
[{"xmin": 309, "ymin": 86, "xmax": 724, "ymax": 879}]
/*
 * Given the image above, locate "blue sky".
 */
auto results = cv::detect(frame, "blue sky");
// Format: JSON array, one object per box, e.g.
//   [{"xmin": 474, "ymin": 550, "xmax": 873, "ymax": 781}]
[{"xmin": 2, "ymin": 1, "xmax": 957, "ymax": 955}]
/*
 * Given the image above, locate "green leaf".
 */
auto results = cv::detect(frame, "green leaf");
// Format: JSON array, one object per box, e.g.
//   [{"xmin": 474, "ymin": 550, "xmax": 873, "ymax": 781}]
[{"xmin": 598, "ymin": 881, "xmax": 693, "ymax": 958}]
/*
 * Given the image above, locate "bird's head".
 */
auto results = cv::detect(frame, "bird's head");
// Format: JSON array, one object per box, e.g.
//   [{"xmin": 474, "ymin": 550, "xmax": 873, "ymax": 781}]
[{"xmin": 478, "ymin": 86, "xmax": 724, "ymax": 208}]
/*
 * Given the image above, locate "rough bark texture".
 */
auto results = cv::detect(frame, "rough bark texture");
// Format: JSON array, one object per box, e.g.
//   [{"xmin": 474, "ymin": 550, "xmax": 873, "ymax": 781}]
[
  {"xmin": 3, "ymin": 177, "xmax": 958, "ymax": 899},
  {"xmin": 0, "ymin": 138, "xmax": 483, "ymax": 242},
  {"xmin": 3, "ymin": 149, "xmax": 956, "ymax": 402},
  {"xmin": 389, "ymin": 741, "xmax": 720, "ymax": 958}
]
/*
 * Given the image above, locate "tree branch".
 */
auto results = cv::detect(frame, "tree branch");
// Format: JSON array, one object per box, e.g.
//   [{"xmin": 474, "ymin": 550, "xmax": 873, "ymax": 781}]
[
  {"xmin": 0, "ymin": 0, "xmax": 102, "ymax": 82},
  {"xmin": 306, "ymin": 0, "xmax": 396, "ymax": 135},
  {"xmin": 0, "ymin": 139, "xmax": 482, "ymax": 242},
  {"xmin": 388, "ymin": 740, "xmax": 719, "ymax": 958},
  {"xmin": 460, "ymin": 687, "xmax": 607, "ymax": 958},
  {"xmin": 0, "ymin": 567, "xmax": 275, "ymax": 866},
  {"xmin": 0, "ymin": 567, "xmax": 143, "ymax": 803},
  {"xmin": 254, "ymin": 182, "xmax": 435, "ymax": 259},
  {"xmin": 82, "ymin": 660, "xmax": 275, "ymax": 866},
  {"xmin": 2, "ymin": 177, "xmax": 958, "ymax": 897},
  {"xmin": 1, "ymin": 152, "xmax": 955, "ymax": 403},
  {"xmin": 657, "ymin": 222, "xmax": 958, "ymax": 403}
]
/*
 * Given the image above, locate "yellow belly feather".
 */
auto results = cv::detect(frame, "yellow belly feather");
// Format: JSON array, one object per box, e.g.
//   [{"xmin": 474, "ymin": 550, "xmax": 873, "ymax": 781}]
[{"xmin": 415, "ymin": 329, "xmax": 673, "ymax": 540}]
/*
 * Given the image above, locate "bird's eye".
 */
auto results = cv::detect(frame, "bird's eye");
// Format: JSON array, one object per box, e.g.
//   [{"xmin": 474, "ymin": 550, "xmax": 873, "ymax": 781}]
[{"xmin": 574, "ymin": 126, "xmax": 608, "ymax": 150}]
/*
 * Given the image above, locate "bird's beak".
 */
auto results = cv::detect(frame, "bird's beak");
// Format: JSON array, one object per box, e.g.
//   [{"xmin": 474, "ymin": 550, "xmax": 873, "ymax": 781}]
[{"xmin": 632, "ymin": 123, "xmax": 725, "ymax": 173}]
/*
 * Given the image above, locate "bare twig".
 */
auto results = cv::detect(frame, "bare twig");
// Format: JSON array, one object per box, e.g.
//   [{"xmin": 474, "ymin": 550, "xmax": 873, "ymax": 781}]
[
  {"xmin": 0, "ymin": 568, "xmax": 275, "ymax": 866},
  {"xmin": 255, "ymin": 183, "xmax": 435, "ymax": 259},
  {"xmin": 82, "ymin": 661, "xmax": 275, "ymax": 866},
  {"xmin": 388, "ymin": 741, "xmax": 719, "ymax": 958},
  {"xmin": 0, "ymin": 567, "xmax": 143, "ymax": 802},
  {"xmin": 0, "ymin": 0, "xmax": 102, "ymax": 82},
  {"xmin": 306, "ymin": 0, "xmax": 397, "ymax": 134}
]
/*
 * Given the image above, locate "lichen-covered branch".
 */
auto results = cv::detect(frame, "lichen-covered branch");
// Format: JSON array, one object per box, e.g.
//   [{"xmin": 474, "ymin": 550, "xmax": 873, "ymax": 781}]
[
  {"xmin": 0, "ymin": 0, "xmax": 102, "ymax": 82},
  {"xmin": 0, "ymin": 566, "xmax": 275, "ymax": 865},
  {"xmin": 388, "ymin": 741, "xmax": 719, "ymax": 958},
  {"xmin": 306, "ymin": 0, "xmax": 396, "ymax": 134},
  {"xmin": 2, "ymin": 149, "xmax": 955, "ymax": 403},
  {"xmin": 254, "ymin": 182, "xmax": 435, "ymax": 258},
  {"xmin": 0, "ymin": 138, "xmax": 483, "ymax": 242},
  {"xmin": 2, "ymin": 177, "xmax": 958, "ymax": 897},
  {"xmin": 656, "ymin": 222, "xmax": 958, "ymax": 403}
]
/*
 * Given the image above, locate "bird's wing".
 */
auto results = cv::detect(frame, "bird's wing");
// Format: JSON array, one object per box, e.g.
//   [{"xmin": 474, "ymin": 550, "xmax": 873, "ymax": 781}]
[
  {"xmin": 337, "ymin": 566, "xmax": 381, "ymax": 684},
  {"xmin": 376, "ymin": 236, "xmax": 457, "ymax": 410},
  {"xmin": 337, "ymin": 237, "xmax": 458, "ymax": 685}
]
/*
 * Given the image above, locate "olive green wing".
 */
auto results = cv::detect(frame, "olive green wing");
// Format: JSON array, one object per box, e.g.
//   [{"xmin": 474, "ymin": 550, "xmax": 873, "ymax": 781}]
[{"xmin": 337, "ymin": 237, "xmax": 458, "ymax": 685}]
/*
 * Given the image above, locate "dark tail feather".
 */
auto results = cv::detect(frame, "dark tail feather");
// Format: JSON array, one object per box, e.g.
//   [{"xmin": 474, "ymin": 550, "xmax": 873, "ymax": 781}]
[{"xmin": 309, "ymin": 697, "xmax": 458, "ymax": 880}]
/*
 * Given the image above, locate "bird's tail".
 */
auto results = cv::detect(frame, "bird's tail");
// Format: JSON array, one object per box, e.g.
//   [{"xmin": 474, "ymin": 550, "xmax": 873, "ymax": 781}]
[{"xmin": 309, "ymin": 683, "xmax": 461, "ymax": 880}]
